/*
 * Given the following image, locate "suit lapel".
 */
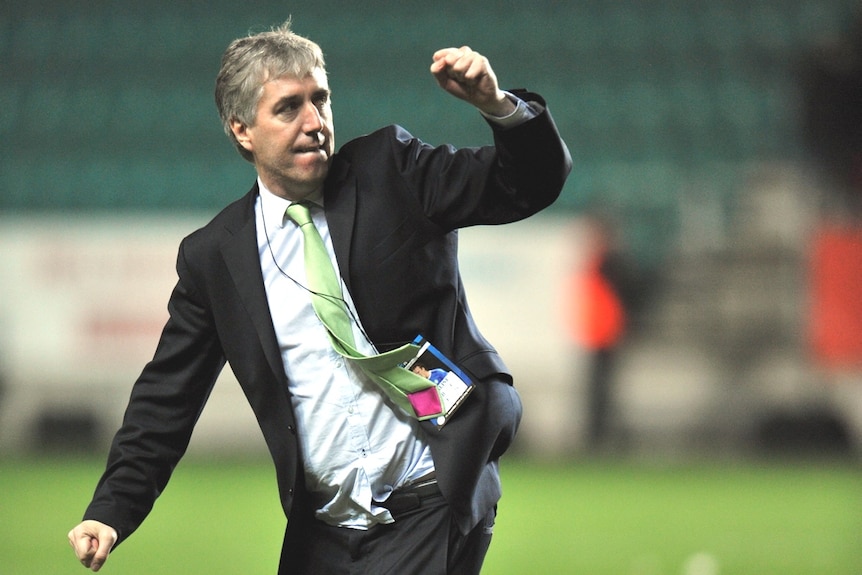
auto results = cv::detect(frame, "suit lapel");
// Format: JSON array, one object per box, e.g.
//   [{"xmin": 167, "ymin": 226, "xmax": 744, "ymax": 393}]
[
  {"xmin": 323, "ymin": 158, "xmax": 357, "ymax": 294},
  {"xmin": 220, "ymin": 163, "xmax": 357, "ymax": 384},
  {"xmin": 220, "ymin": 187, "xmax": 286, "ymax": 385}
]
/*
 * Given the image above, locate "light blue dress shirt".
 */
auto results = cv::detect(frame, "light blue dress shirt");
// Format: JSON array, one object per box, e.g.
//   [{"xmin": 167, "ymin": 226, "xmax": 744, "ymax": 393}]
[
  {"xmin": 253, "ymin": 94, "xmax": 537, "ymax": 529},
  {"xmin": 256, "ymin": 185, "xmax": 434, "ymax": 529}
]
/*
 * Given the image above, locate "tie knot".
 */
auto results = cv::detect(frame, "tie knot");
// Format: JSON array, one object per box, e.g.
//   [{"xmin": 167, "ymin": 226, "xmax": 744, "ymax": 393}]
[{"xmin": 285, "ymin": 202, "xmax": 313, "ymax": 227}]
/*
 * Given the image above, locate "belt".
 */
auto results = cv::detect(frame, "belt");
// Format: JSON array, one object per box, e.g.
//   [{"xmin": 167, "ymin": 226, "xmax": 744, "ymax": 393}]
[{"xmin": 376, "ymin": 474, "xmax": 443, "ymax": 520}]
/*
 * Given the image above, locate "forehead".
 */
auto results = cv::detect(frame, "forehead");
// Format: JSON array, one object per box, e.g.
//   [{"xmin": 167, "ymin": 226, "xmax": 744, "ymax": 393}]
[{"xmin": 261, "ymin": 67, "xmax": 329, "ymax": 96}]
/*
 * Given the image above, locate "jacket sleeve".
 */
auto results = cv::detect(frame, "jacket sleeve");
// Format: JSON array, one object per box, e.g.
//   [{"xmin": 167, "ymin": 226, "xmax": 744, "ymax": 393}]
[
  {"xmin": 482, "ymin": 90, "xmax": 572, "ymax": 220},
  {"xmin": 82, "ymin": 238, "xmax": 226, "ymax": 545},
  {"xmin": 389, "ymin": 90, "xmax": 572, "ymax": 229}
]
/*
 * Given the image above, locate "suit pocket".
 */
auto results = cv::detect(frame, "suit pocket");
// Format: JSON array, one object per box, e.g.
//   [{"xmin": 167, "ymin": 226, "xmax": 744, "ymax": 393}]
[{"xmin": 488, "ymin": 381, "xmax": 523, "ymax": 460}]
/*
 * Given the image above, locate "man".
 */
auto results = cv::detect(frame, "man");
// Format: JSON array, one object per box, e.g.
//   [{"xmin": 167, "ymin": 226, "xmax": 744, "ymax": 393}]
[
  {"xmin": 411, "ymin": 363, "xmax": 447, "ymax": 384},
  {"xmin": 69, "ymin": 20, "xmax": 570, "ymax": 574}
]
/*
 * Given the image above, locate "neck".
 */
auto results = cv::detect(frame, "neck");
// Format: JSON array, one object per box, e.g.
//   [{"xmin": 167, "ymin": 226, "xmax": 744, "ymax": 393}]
[
  {"xmin": 259, "ymin": 178, "xmax": 322, "ymax": 203},
  {"xmin": 258, "ymin": 177, "xmax": 323, "ymax": 204}
]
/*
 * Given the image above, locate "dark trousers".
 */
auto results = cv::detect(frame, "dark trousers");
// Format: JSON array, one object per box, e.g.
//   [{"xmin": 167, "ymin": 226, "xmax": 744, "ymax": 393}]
[
  {"xmin": 586, "ymin": 347, "xmax": 615, "ymax": 450},
  {"xmin": 279, "ymin": 495, "xmax": 495, "ymax": 575}
]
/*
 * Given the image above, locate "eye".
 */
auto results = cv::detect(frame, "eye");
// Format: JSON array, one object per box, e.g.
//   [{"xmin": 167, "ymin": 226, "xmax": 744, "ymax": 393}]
[
  {"xmin": 275, "ymin": 100, "xmax": 301, "ymax": 118},
  {"xmin": 313, "ymin": 91, "xmax": 331, "ymax": 109},
  {"xmin": 276, "ymin": 102, "xmax": 299, "ymax": 116}
]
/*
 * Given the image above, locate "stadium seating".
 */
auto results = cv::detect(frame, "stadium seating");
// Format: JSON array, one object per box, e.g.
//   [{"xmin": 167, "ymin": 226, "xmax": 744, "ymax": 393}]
[{"xmin": 3, "ymin": 0, "xmax": 859, "ymax": 228}]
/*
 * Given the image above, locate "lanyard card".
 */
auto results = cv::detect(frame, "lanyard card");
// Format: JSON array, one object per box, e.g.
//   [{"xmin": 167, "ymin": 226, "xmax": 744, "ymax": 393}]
[{"xmin": 402, "ymin": 335, "xmax": 474, "ymax": 428}]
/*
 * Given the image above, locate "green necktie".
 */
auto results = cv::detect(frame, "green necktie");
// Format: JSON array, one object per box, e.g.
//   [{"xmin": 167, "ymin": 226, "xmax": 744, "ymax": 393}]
[{"xmin": 285, "ymin": 202, "xmax": 443, "ymax": 420}]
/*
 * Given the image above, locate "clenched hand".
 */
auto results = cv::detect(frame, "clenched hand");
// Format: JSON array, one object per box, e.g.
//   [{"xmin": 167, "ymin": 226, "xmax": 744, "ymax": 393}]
[
  {"xmin": 68, "ymin": 520, "xmax": 118, "ymax": 572},
  {"xmin": 430, "ymin": 46, "xmax": 516, "ymax": 117}
]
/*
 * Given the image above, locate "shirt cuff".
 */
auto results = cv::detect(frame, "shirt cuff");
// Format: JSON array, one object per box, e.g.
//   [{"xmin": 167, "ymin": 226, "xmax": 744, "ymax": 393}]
[{"xmin": 480, "ymin": 91, "xmax": 541, "ymax": 128}]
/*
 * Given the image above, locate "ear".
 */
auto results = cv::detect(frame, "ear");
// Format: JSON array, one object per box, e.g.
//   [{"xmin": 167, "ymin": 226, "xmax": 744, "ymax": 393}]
[{"xmin": 230, "ymin": 119, "xmax": 253, "ymax": 153}]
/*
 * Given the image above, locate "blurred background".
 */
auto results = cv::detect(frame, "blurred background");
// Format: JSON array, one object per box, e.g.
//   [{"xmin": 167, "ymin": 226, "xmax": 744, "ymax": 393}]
[
  {"xmin": 1, "ymin": 1, "xmax": 861, "ymax": 572},
  {"xmin": 3, "ymin": 0, "xmax": 861, "ymax": 460}
]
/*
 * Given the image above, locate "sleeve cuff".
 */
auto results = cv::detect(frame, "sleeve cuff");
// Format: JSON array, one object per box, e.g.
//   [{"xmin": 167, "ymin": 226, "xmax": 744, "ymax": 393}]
[{"xmin": 480, "ymin": 91, "xmax": 542, "ymax": 128}]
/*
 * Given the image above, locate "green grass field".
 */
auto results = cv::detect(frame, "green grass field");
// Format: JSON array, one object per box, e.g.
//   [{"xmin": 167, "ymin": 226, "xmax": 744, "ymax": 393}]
[{"xmin": 1, "ymin": 456, "xmax": 859, "ymax": 574}]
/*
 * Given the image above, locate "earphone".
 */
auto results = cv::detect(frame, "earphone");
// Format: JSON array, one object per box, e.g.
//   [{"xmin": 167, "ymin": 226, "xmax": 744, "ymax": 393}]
[{"xmin": 259, "ymin": 193, "xmax": 375, "ymax": 348}]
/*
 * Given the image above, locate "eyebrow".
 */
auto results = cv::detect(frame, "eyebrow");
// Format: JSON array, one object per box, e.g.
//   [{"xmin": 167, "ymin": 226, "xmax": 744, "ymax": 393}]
[
  {"xmin": 272, "ymin": 88, "xmax": 330, "ymax": 109},
  {"xmin": 274, "ymin": 94, "xmax": 303, "ymax": 109}
]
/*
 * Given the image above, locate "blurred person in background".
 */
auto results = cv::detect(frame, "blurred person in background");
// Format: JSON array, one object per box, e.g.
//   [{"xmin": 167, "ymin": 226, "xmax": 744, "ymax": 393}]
[
  {"xmin": 67, "ymin": 19, "xmax": 570, "ymax": 575},
  {"xmin": 567, "ymin": 212, "xmax": 646, "ymax": 453}
]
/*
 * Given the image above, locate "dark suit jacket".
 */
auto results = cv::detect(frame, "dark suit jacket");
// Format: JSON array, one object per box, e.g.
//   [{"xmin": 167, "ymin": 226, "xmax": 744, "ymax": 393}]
[{"xmin": 84, "ymin": 91, "xmax": 571, "ymax": 548}]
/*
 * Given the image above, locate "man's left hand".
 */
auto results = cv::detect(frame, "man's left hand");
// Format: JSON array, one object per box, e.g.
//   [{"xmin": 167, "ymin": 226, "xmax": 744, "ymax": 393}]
[{"xmin": 430, "ymin": 46, "xmax": 516, "ymax": 117}]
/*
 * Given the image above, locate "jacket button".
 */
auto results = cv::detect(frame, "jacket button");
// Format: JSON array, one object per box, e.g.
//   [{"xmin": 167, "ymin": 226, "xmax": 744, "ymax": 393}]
[{"xmin": 287, "ymin": 425, "xmax": 296, "ymax": 434}]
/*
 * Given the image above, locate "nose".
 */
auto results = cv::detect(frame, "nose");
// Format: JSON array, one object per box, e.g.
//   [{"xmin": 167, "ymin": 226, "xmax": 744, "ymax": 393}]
[{"xmin": 302, "ymin": 101, "xmax": 324, "ymax": 134}]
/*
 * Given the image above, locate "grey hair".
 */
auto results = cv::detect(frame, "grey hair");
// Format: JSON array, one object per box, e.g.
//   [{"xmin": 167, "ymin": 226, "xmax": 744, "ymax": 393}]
[{"xmin": 214, "ymin": 19, "xmax": 326, "ymax": 162}]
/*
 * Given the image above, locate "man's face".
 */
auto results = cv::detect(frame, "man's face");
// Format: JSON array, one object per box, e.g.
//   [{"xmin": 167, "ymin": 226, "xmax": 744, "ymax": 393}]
[
  {"xmin": 232, "ymin": 67, "xmax": 335, "ymax": 200},
  {"xmin": 412, "ymin": 365, "xmax": 431, "ymax": 379}
]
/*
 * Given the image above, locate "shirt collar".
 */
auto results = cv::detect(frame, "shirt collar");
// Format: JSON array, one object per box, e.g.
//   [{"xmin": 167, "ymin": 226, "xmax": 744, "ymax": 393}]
[{"xmin": 257, "ymin": 177, "xmax": 324, "ymax": 230}]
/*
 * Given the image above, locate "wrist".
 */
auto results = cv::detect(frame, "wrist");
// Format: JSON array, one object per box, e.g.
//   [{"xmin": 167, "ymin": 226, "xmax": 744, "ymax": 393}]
[{"xmin": 479, "ymin": 91, "xmax": 517, "ymax": 118}]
